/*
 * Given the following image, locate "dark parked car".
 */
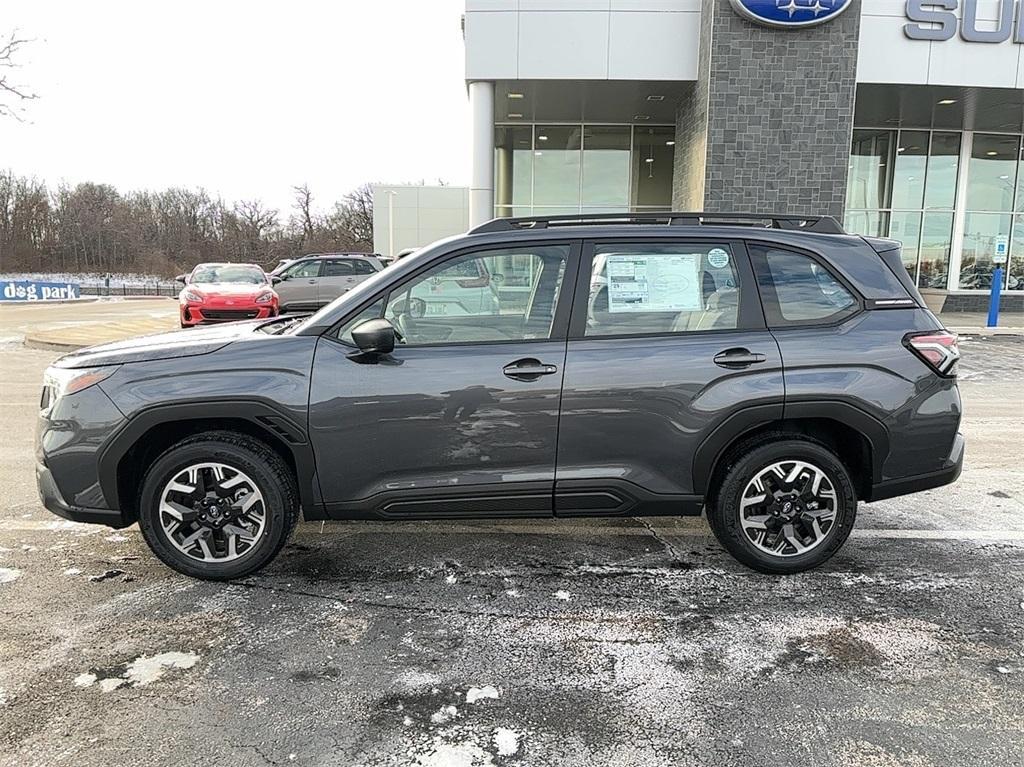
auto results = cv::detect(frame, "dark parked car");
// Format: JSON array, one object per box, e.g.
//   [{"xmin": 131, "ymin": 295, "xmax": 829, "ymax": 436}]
[{"xmin": 36, "ymin": 213, "xmax": 963, "ymax": 580}]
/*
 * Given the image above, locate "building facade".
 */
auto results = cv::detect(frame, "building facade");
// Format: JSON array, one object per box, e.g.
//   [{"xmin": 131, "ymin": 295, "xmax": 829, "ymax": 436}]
[{"xmin": 463, "ymin": 0, "xmax": 1024, "ymax": 300}]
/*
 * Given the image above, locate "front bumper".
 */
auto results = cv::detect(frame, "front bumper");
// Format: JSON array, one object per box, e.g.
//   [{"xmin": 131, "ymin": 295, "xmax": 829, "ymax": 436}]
[
  {"xmin": 36, "ymin": 461, "xmax": 130, "ymax": 528},
  {"xmin": 868, "ymin": 431, "xmax": 965, "ymax": 503},
  {"xmin": 180, "ymin": 303, "xmax": 277, "ymax": 326}
]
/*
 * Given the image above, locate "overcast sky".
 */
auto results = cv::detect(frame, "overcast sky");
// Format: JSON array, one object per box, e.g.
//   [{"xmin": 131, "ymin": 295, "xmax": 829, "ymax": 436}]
[{"xmin": 0, "ymin": 0, "xmax": 471, "ymax": 214}]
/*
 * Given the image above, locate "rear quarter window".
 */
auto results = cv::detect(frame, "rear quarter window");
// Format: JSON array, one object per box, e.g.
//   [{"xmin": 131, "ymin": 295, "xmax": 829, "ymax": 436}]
[{"xmin": 749, "ymin": 244, "xmax": 860, "ymax": 327}]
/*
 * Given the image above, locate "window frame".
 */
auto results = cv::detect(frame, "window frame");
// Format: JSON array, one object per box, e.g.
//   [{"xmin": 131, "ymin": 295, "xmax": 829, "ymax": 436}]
[
  {"xmin": 326, "ymin": 239, "xmax": 582, "ymax": 349},
  {"xmin": 567, "ymin": 237, "xmax": 766, "ymax": 341},
  {"xmin": 747, "ymin": 241, "xmax": 864, "ymax": 330}
]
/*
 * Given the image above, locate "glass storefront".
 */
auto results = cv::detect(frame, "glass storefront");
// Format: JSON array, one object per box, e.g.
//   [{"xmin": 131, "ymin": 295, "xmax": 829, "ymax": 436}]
[
  {"xmin": 494, "ymin": 123, "xmax": 675, "ymax": 218},
  {"xmin": 846, "ymin": 128, "xmax": 1023, "ymax": 291}
]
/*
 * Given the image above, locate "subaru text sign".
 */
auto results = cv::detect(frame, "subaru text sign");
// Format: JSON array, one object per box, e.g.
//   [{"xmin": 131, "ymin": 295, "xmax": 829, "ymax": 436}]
[
  {"xmin": 905, "ymin": 0, "xmax": 1024, "ymax": 43},
  {"xmin": 1, "ymin": 280, "xmax": 81, "ymax": 302},
  {"xmin": 729, "ymin": 0, "xmax": 854, "ymax": 28}
]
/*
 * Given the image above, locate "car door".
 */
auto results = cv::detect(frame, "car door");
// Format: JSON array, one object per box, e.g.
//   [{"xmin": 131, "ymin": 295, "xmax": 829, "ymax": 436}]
[
  {"xmin": 554, "ymin": 238, "xmax": 784, "ymax": 516},
  {"xmin": 317, "ymin": 258, "xmax": 359, "ymax": 305},
  {"xmin": 308, "ymin": 241, "xmax": 578, "ymax": 517},
  {"xmin": 275, "ymin": 259, "xmax": 322, "ymax": 311}
]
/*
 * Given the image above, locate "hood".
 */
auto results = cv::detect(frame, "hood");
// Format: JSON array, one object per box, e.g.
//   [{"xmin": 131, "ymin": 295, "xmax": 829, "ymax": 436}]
[
  {"xmin": 54, "ymin": 319, "xmax": 270, "ymax": 369},
  {"xmin": 184, "ymin": 282, "xmax": 271, "ymax": 298}
]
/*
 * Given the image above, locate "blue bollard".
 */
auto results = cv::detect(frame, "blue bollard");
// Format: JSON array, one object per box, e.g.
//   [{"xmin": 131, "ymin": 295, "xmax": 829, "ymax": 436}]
[{"xmin": 986, "ymin": 267, "xmax": 1003, "ymax": 328}]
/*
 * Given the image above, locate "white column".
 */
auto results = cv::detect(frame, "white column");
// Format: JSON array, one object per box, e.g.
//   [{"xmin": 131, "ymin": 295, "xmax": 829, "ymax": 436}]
[
  {"xmin": 947, "ymin": 131, "xmax": 973, "ymax": 292},
  {"xmin": 468, "ymin": 80, "xmax": 495, "ymax": 228}
]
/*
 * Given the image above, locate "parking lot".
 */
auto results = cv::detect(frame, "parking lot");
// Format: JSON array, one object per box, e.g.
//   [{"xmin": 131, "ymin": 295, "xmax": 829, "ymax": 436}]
[{"xmin": 1, "ymin": 302, "xmax": 1022, "ymax": 767}]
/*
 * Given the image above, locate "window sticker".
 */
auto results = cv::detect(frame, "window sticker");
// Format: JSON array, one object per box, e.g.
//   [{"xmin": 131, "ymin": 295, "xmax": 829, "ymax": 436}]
[
  {"xmin": 707, "ymin": 248, "xmax": 730, "ymax": 269},
  {"xmin": 605, "ymin": 254, "xmax": 701, "ymax": 313}
]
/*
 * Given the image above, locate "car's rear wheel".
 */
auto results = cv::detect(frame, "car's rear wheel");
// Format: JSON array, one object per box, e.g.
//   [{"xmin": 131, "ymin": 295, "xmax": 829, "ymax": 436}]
[
  {"xmin": 137, "ymin": 432, "xmax": 299, "ymax": 580},
  {"xmin": 708, "ymin": 437, "xmax": 857, "ymax": 574}
]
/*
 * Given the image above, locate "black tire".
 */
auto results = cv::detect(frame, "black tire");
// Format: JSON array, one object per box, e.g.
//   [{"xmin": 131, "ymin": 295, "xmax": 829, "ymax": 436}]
[
  {"xmin": 137, "ymin": 431, "xmax": 299, "ymax": 580},
  {"xmin": 708, "ymin": 435, "xmax": 857, "ymax": 575}
]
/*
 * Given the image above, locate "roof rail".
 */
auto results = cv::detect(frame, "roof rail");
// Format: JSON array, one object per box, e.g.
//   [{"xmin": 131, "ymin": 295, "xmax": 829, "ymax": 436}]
[{"xmin": 469, "ymin": 211, "xmax": 846, "ymax": 235}]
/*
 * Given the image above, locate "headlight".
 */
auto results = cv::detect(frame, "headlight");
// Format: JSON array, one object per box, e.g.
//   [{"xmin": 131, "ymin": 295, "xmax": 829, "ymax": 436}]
[
  {"xmin": 41, "ymin": 366, "xmax": 119, "ymax": 411},
  {"xmin": 183, "ymin": 290, "xmax": 204, "ymax": 302},
  {"xmin": 255, "ymin": 291, "xmax": 274, "ymax": 304}
]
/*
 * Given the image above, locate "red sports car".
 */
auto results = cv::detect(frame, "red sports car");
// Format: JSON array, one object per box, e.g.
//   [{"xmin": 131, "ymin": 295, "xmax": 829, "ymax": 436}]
[{"xmin": 178, "ymin": 263, "xmax": 279, "ymax": 328}]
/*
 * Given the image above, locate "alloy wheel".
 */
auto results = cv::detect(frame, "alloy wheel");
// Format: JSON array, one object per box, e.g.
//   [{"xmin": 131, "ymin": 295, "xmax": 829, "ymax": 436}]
[
  {"xmin": 739, "ymin": 460, "xmax": 838, "ymax": 558},
  {"xmin": 158, "ymin": 462, "xmax": 267, "ymax": 562}
]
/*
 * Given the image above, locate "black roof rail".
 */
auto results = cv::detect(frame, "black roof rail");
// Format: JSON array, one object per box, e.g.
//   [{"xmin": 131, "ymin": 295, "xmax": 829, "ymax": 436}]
[{"xmin": 469, "ymin": 211, "xmax": 846, "ymax": 235}]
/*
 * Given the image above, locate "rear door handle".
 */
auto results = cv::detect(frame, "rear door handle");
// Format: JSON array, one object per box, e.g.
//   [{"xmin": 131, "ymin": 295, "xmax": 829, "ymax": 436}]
[
  {"xmin": 713, "ymin": 348, "xmax": 767, "ymax": 369},
  {"xmin": 503, "ymin": 358, "xmax": 558, "ymax": 381}
]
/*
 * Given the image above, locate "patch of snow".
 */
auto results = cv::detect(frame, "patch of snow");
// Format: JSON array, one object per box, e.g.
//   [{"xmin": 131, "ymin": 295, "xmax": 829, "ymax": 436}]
[
  {"xmin": 124, "ymin": 651, "xmax": 200, "ymax": 687},
  {"xmin": 98, "ymin": 678, "xmax": 126, "ymax": 693},
  {"xmin": 64, "ymin": 567, "xmax": 82, "ymax": 576},
  {"xmin": 504, "ymin": 589, "xmax": 521, "ymax": 598},
  {"xmin": 445, "ymin": 573, "xmax": 458, "ymax": 585},
  {"xmin": 104, "ymin": 534, "xmax": 129, "ymax": 543},
  {"xmin": 465, "ymin": 685, "xmax": 500, "ymax": 704},
  {"xmin": 403, "ymin": 715, "xmax": 414, "ymax": 726},
  {"xmin": 396, "ymin": 670, "xmax": 442, "ymax": 691},
  {"xmin": 73, "ymin": 673, "xmax": 97, "ymax": 688},
  {"xmin": 0, "ymin": 568, "xmax": 22, "ymax": 584},
  {"xmin": 493, "ymin": 728, "xmax": 520, "ymax": 757},
  {"xmin": 553, "ymin": 590, "xmax": 571, "ymax": 601},
  {"xmin": 429, "ymin": 704, "xmax": 459, "ymax": 724},
  {"xmin": 414, "ymin": 738, "xmax": 493, "ymax": 767}
]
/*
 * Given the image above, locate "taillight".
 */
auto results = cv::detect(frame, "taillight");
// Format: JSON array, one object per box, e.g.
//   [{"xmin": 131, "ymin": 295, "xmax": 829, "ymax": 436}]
[{"xmin": 904, "ymin": 330, "xmax": 960, "ymax": 377}]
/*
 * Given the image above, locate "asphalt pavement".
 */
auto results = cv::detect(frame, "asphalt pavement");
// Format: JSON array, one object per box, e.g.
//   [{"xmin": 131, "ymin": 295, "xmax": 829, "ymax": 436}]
[{"xmin": 0, "ymin": 308, "xmax": 1022, "ymax": 767}]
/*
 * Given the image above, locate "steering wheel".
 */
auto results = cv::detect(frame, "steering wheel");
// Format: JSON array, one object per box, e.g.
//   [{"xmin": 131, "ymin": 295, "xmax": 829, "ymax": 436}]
[{"xmin": 392, "ymin": 296, "xmax": 427, "ymax": 341}]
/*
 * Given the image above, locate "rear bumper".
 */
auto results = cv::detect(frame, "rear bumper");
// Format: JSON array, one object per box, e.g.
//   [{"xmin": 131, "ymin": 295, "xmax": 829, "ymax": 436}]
[
  {"xmin": 36, "ymin": 461, "xmax": 129, "ymax": 529},
  {"xmin": 868, "ymin": 431, "xmax": 965, "ymax": 503}
]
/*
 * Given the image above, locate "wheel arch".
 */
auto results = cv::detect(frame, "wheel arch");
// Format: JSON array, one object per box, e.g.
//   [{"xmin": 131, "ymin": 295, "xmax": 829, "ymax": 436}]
[
  {"xmin": 98, "ymin": 401, "xmax": 324, "ymax": 522},
  {"xmin": 694, "ymin": 402, "xmax": 890, "ymax": 502}
]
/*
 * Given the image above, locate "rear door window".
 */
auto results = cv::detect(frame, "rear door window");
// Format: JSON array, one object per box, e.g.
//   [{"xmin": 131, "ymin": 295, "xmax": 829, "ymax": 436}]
[
  {"xmin": 322, "ymin": 260, "xmax": 355, "ymax": 277},
  {"xmin": 749, "ymin": 244, "xmax": 859, "ymax": 327}
]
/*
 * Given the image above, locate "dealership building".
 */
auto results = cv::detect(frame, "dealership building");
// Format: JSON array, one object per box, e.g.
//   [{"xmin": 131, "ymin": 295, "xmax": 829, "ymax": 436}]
[{"xmin": 459, "ymin": 0, "xmax": 1024, "ymax": 304}]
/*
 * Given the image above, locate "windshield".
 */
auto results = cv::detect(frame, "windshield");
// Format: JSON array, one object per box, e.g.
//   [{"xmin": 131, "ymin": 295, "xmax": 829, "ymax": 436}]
[{"xmin": 191, "ymin": 265, "xmax": 266, "ymax": 284}]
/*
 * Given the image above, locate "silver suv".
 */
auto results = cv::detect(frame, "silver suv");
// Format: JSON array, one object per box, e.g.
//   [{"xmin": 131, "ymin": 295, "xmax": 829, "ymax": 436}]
[{"xmin": 271, "ymin": 253, "xmax": 383, "ymax": 313}]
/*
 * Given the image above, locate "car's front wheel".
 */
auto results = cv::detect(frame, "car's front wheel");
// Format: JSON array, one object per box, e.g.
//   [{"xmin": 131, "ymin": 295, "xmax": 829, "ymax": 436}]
[
  {"xmin": 708, "ymin": 437, "xmax": 857, "ymax": 574},
  {"xmin": 137, "ymin": 432, "xmax": 299, "ymax": 580}
]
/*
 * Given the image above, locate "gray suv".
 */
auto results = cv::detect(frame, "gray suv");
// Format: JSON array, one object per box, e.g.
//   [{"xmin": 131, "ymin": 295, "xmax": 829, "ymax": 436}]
[
  {"xmin": 35, "ymin": 213, "xmax": 964, "ymax": 580},
  {"xmin": 271, "ymin": 253, "xmax": 384, "ymax": 313}
]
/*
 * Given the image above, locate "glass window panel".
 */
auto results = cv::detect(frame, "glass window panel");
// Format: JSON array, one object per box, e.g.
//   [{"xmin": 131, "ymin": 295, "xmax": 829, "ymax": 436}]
[
  {"xmin": 959, "ymin": 212, "xmax": 1013, "ymax": 289},
  {"xmin": 532, "ymin": 126, "xmax": 582, "ymax": 207},
  {"xmin": 585, "ymin": 243, "xmax": 741, "ymax": 337},
  {"xmin": 384, "ymin": 245, "xmax": 570, "ymax": 344},
  {"xmin": 844, "ymin": 210, "xmax": 889, "ymax": 238},
  {"xmin": 1018, "ymin": 144, "xmax": 1024, "ymax": 213},
  {"xmin": 755, "ymin": 246, "xmax": 858, "ymax": 325},
  {"xmin": 966, "ymin": 134, "xmax": 1020, "ymax": 212},
  {"xmin": 891, "ymin": 131, "xmax": 928, "ymax": 209},
  {"xmin": 847, "ymin": 129, "xmax": 894, "ymax": 210},
  {"xmin": 924, "ymin": 132, "xmax": 961, "ymax": 209},
  {"xmin": 918, "ymin": 212, "xmax": 954, "ymax": 289},
  {"xmin": 494, "ymin": 126, "xmax": 533, "ymax": 207},
  {"xmin": 581, "ymin": 126, "xmax": 630, "ymax": 207},
  {"xmin": 888, "ymin": 211, "xmax": 923, "ymax": 281},
  {"xmin": 631, "ymin": 126, "xmax": 675, "ymax": 208},
  {"xmin": 1009, "ymin": 216, "xmax": 1024, "ymax": 291}
]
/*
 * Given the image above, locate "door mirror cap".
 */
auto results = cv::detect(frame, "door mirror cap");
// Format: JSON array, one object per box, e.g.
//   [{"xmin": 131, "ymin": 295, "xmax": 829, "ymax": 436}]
[
  {"xmin": 271, "ymin": 275, "xmax": 283, "ymax": 285},
  {"xmin": 351, "ymin": 318, "xmax": 396, "ymax": 355},
  {"xmin": 175, "ymin": 274, "xmax": 188, "ymax": 284}
]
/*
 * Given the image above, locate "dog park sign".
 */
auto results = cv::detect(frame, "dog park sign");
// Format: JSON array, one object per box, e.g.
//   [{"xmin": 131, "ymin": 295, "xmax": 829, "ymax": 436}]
[{"xmin": 1, "ymin": 280, "xmax": 81, "ymax": 302}]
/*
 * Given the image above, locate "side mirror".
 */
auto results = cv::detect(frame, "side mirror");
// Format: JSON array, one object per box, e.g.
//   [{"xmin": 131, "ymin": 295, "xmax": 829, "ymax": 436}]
[
  {"xmin": 490, "ymin": 273, "xmax": 506, "ymax": 287},
  {"xmin": 350, "ymin": 318, "xmax": 396, "ymax": 355},
  {"xmin": 175, "ymin": 274, "xmax": 188, "ymax": 284},
  {"xmin": 271, "ymin": 275, "xmax": 283, "ymax": 285}
]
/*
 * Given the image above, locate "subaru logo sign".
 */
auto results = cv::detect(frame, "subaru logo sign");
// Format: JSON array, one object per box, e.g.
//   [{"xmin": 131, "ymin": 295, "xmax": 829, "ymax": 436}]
[{"xmin": 729, "ymin": 0, "xmax": 853, "ymax": 29}]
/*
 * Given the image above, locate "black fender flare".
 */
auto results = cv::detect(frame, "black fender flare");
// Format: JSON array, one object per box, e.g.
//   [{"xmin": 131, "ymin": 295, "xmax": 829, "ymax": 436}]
[
  {"xmin": 692, "ymin": 400, "xmax": 890, "ymax": 496},
  {"xmin": 97, "ymin": 399, "xmax": 324, "ymax": 519}
]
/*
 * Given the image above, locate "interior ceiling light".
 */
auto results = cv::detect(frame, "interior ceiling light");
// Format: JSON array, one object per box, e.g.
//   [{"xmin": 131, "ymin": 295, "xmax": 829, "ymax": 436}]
[
  {"xmin": 646, "ymin": 95, "xmax": 665, "ymax": 101},
  {"xmin": 633, "ymin": 114, "xmax": 650, "ymax": 121},
  {"xmin": 507, "ymin": 113, "xmax": 522, "ymax": 119},
  {"xmin": 645, "ymin": 157, "xmax": 655, "ymax": 163},
  {"xmin": 507, "ymin": 93, "xmax": 524, "ymax": 99},
  {"xmin": 938, "ymin": 99, "xmax": 957, "ymax": 105},
  {"xmin": 986, "ymin": 151, "xmax": 999, "ymax": 156},
  {"xmin": 665, "ymin": 140, "xmax": 675, "ymax": 146},
  {"xmin": 538, "ymin": 135, "xmax": 548, "ymax": 141}
]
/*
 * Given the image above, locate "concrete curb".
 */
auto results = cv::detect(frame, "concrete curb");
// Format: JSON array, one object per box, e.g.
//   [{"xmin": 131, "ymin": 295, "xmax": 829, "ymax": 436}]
[
  {"xmin": 949, "ymin": 326, "xmax": 1024, "ymax": 337},
  {"xmin": 22, "ymin": 337, "xmax": 85, "ymax": 352}
]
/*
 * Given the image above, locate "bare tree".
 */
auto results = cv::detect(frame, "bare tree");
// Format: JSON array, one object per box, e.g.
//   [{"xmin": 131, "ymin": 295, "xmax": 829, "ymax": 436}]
[
  {"xmin": 331, "ymin": 183, "xmax": 374, "ymax": 251},
  {"xmin": 0, "ymin": 32, "xmax": 36, "ymax": 120},
  {"xmin": 291, "ymin": 183, "xmax": 316, "ymax": 246}
]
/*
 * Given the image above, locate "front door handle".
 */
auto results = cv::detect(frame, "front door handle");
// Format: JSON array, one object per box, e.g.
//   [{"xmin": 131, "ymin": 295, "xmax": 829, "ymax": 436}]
[
  {"xmin": 713, "ymin": 348, "xmax": 767, "ymax": 369},
  {"xmin": 503, "ymin": 358, "xmax": 558, "ymax": 381}
]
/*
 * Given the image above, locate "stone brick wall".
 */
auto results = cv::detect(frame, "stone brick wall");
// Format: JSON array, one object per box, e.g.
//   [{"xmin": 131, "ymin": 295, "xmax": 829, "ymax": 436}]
[{"xmin": 673, "ymin": 0, "xmax": 862, "ymax": 217}]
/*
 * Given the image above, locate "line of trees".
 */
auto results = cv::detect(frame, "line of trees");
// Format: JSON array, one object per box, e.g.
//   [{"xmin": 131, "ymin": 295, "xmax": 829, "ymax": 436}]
[{"xmin": 0, "ymin": 174, "xmax": 375, "ymax": 276}]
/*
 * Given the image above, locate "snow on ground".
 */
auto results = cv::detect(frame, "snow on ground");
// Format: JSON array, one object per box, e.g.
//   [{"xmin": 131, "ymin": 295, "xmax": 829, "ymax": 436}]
[
  {"xmin": 0, "ymin": 567, "xmax": 22, "ymax": 584},
  {"xmin": 1, "ymin": 272, "xmax": 166, "ymax": 286},
  {"xmin": 72, "ymin": 651, "xmax": 200, "ymax": 693}
]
